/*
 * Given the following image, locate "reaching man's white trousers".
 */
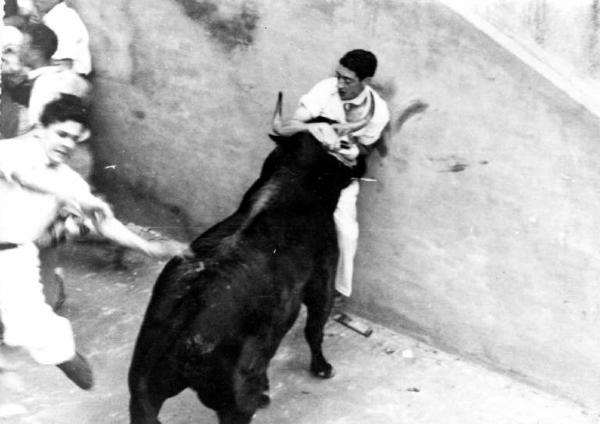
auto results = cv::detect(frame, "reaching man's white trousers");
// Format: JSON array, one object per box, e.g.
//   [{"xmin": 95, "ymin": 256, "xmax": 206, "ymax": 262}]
[
  {"xmin": 333, "ymin": 180, "xmax": 359, "ymax": 297},
  {"xmin": 0, "ymin": 243, "xmax": 75, "ymax": 365}
]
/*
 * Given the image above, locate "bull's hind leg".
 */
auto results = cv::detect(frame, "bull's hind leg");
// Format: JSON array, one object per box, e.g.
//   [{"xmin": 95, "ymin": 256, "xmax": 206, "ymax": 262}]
[
  {"xmin": 129, "ymin": 362, "xmax": 187, "ymax": 424},
  {"xmin": 303, "ymin": 265, "xmax": 336, "ymax": 379},
  {"xmin": 257, "ymin": 371, "xmax": 270, "ymax": 408}
]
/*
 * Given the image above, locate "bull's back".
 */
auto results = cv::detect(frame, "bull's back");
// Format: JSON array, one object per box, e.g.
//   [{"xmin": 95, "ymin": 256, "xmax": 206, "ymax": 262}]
[{"xmin": 130, "ymin": 209, "xmax": 324, "ymax": 371}]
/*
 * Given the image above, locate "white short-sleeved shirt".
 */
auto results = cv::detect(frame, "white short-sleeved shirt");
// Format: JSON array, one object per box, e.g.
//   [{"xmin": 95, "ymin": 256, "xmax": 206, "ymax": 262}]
[
  {"xmin": 299, "ymin": 77, "xmax": 390, "ymax": 147},
  {"xmin": 43, "ymin": 2, "xmax": 92, "ymax": 75},
  {"xmin": 22, "ymin": 65, "xmax": 91, "ymax": 133},
  {"xmin": 0, "ymin": 134, "xmax": 90, "ymax": 243}
]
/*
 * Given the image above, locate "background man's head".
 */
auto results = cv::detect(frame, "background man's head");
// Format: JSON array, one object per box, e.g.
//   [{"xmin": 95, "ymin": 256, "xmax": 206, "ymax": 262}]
[
  {"xmin": 39, "ymin": 94, "xmax": 90, "ymax": 165},
  {"xmin": 19, "ymin": 23, "xmax": 57, "ymax": 68},
  {"xmin": 336, "ymin": 49, "xmax": 378, "ymax": 101},
  {"xmin": 1, "ymin": 26, "xmax": 24, "ymax": 77}
]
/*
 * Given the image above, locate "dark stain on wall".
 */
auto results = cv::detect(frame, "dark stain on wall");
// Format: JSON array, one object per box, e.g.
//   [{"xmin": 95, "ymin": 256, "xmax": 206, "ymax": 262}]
[
  {"xmin": 174, "ymin": 0, "xmax": 259, "ymax": 50},
  {"xmin": 133, "ymin": 110, "xmax": 146, "ymax": 120},
  {"xmin": 311, "ymin": 0, "xmax": 345, "ymax": 17},
  {"xmin": 427, "ymin": 155, "xmax": 471, "ymax": 173},
  {"xmin": 446, "ymin": 163, "xmax": 467, "ymax": 173}
]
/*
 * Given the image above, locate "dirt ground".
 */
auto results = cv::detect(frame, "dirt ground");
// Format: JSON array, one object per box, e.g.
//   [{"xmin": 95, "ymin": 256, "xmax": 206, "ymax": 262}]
[{"xmin": 0, "ymin": 239, "xmax": 598, "ymax": 424}]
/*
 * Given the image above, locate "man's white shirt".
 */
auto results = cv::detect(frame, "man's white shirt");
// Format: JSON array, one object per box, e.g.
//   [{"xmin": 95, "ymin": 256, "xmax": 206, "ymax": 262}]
[
  {"xmin": 299, "ymin": 77, "xmax": 390, "ymax": 147},
  {"xmin": 43, "ymin": 2, "xmax": 92, "ymax": 75}
]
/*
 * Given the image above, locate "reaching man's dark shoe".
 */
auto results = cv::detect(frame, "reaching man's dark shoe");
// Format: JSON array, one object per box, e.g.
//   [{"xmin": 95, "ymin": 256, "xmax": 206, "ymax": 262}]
[{"xmin": 56, "ymin": 352, "xmax": 93, "ymax": 390}]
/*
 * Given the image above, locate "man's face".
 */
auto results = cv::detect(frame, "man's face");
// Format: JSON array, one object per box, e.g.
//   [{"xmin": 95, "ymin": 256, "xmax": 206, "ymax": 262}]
[
  {"xmin": 2, "ymin": 43, "xmax": 23, "ymax": 76},
  {"xmin": 1, "ymin": 27, "xmax": 25, "ymax": 78},
  {"xmin": 335, "ymin": 64, "xmax": 366, "ymax": 101},
  {"xmin": 40, "ymin": 120, "xmax": 88, "ymax": 165}
]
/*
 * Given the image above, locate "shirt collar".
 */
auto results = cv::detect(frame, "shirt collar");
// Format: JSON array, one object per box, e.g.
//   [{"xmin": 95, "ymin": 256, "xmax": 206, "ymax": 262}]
[{"xmin": 341, "ymin": 86, "xmax": 369, "ymax": 106}]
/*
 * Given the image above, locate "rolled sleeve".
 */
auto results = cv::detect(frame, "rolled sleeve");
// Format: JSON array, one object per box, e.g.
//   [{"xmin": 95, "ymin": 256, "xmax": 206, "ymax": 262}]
[{"xmin": 298, "ymin": 78, "xmax": 338, "ymax": 119}]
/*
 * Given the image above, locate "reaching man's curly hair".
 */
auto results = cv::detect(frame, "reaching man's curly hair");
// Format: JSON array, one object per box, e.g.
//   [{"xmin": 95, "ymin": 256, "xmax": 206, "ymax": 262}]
[{"xmin": 40, "ymin": 94, "xmax": 90, "ymax": 128}]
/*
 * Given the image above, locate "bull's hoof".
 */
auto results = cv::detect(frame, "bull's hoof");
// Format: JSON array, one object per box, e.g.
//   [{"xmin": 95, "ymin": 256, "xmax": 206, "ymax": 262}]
[
  {"xmin": 310, "ymin": 362, "xmax": 335, "ymax": 379},
  {"xmin": 257, "ymin": 393, "xmax": 271, "ymax": 409}
]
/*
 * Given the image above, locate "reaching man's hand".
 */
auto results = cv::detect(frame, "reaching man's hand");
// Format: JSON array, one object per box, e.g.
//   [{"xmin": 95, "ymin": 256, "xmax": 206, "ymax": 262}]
[
  {"xmin": 71, "ymin": 195, "xmax": 113, "ymax": 220},
  {"xmin": 142, "ymin": 240, "xmax": 192, "ymax": 259}
]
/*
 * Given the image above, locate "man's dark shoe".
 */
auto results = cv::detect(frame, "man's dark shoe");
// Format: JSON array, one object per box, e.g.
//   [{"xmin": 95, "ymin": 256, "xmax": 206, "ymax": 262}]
[
  {"xmin": 332, "ymin": 291, "xmax": 347, "ymax": 312},
  {"xmin": 56, "ymin": 352, "xmax": 93, "ymax": 390}
]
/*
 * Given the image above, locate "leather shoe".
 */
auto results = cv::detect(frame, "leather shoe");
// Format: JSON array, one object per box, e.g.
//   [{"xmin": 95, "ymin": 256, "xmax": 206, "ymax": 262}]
[{"xmin": 56, "ymin": 352, "xmax": 93, "ymax": 390}]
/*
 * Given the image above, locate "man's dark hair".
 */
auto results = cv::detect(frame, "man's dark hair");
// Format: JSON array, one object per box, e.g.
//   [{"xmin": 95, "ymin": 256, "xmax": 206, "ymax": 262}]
[
  {"xmin": 4, "ymin": 0, "xmax": 19, "ymax": 17},
  {"xmin": 21, "ymin": 23, "xmax": 58, "ymax": 61},
  {"xmin": 339, "ymin": 49, "xmax": 378, "ymax": 80},
  {"xmin": 40, "ymin": 94, "xmax": 90, "ymax": 128}
]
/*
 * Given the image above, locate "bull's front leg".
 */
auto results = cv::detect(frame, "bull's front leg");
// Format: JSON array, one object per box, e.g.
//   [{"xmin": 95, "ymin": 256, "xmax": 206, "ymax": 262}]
[
  {"xmin": 129, "ymin": 391, "xmax": 162, "ymax": 424},
  {"xmin": 303, "ymin": 264, "xmax": 335, "ymax": 379}
]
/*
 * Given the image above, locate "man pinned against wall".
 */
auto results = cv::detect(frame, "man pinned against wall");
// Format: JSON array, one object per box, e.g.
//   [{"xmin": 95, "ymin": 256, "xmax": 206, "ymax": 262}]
[
  {"xmin": 0, "ymin": 94, "xmax": 188, "ymax": 390},
  {"xmin": 273, "ymin": 49, "xmax": 390, "ymax": 304}
]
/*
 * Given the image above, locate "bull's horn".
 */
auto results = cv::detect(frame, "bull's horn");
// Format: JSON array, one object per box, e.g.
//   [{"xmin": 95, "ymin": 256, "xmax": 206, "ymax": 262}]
[
  {"xmin": 272, "ymin": 91, "xmax": 283, "ymax": 134},
  {"xmin": 346, "ymin": 91, "xmax": 376, "ymax": 134}
]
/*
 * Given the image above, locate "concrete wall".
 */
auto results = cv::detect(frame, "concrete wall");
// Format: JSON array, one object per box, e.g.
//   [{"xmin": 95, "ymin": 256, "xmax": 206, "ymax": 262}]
[
  {"xmin": 445, "ymin": 0, "xmax": 600, "ymax": 83},
  {"xmin": 73, "ymin": 0, "xmax": 600, "ymax": 407}
]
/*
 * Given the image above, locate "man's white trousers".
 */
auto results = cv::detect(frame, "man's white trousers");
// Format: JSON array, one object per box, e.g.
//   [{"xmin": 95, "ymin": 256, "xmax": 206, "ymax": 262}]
[
  {"xmin": 334, "ymin": 180, "xmax": 359, "ymax": 297},
  {"xmin": 0, "ymin": 243, "xmax": 75, "ymax": 365}
]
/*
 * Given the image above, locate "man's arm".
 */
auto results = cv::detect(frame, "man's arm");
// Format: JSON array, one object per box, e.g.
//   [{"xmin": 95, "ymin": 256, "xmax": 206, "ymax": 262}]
[
  {"xmin": 272, "ymin": 105, "xmax": 314, "ymax": 136},
  {"xmin": 91, "ymin": 216, "xmax": 189, "ymax": 259},
  {"xmin": 9, "ymin": 167, "xmax": 113, "ymax": 218}
]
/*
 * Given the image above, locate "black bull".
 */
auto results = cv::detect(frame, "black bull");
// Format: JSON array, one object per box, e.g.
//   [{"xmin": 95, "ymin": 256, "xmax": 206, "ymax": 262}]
[{"xmin": 128, "ymin": 117, "xmax": 362, "ymax": 423}]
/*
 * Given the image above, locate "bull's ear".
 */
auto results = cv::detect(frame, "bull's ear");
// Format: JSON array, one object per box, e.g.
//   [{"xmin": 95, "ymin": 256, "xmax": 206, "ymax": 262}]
[{"xmin": 268, "ymin": 133, "xmax": 286, "ymax": 144}]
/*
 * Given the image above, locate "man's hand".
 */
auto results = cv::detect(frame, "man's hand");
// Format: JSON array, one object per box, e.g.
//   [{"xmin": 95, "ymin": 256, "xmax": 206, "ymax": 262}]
[
  {"xmin": 73, "ymin": 195, "xmax": 113, "ymax": 220},
  {"xmin": 331, "ymin": 122, "xmax": 357, "ymax": 137},
  {"xmin": 142, "ymin": 240, "xmax": 192, "ymax": 259}
]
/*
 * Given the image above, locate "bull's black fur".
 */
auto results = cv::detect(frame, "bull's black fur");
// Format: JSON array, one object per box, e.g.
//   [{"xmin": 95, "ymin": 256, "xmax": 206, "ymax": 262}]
[{"xmin": 128, "ymin": 125, "xmax": 355, "ymax": 424}]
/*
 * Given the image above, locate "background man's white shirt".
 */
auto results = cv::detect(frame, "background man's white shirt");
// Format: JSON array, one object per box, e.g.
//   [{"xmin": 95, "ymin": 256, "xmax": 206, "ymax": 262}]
[{"xmin": 43, "ymin": 2, "xmax": 92, "ymax": 75}]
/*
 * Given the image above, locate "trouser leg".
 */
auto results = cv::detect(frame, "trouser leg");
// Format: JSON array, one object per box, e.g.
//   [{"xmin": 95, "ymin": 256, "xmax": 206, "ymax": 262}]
[
  {"xmin": 333, "ymin": 180, "xmax": 359, "ymax": 297},
  {"xmin": 0, "ymin": 244, "xmax": 75, "ymax": 365}
]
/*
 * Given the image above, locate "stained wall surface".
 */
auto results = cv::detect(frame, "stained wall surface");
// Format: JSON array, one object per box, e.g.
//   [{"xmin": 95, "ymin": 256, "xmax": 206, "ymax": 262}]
[
  {"xmin": 72, "ymin": 0, "xmax": 600, "ymax": 407},
  {"xmin": 447, "ymin": 0, "xmax": 600, "ymax": 83}
]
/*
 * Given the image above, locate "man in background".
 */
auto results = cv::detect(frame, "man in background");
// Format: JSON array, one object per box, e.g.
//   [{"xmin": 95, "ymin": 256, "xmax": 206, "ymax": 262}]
[{"xmin": 32, "ymin": 0, "xmax": 92, "ymax": 76}]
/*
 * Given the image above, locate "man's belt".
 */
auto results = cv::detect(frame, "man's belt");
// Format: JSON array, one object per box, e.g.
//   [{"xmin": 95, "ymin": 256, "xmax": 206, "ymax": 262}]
[{"xmin": 0, "ymin": 242, "xmax": 18, "ymax": 251}]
